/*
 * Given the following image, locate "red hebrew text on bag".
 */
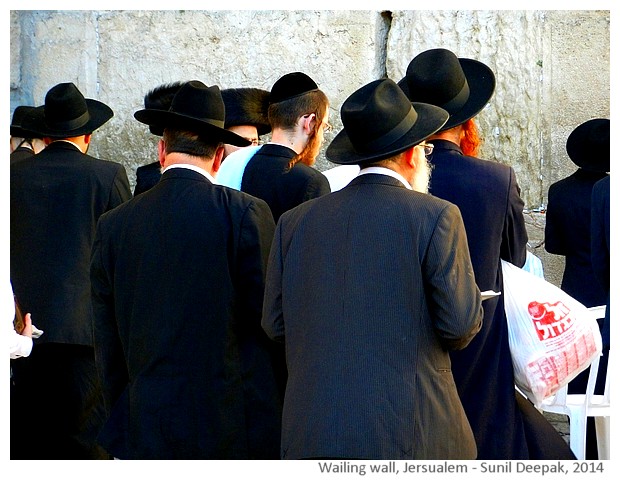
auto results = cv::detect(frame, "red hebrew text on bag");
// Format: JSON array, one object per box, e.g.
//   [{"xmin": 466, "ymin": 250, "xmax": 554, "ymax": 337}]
[{"xmin": 527, "ymin": 300, "xmax": 573, "ymax": 340}]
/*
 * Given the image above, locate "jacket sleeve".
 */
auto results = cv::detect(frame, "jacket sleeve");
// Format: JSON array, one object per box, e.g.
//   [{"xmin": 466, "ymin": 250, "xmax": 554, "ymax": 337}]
[
  {"xmin": 261, "ymin": 219, "xmax": 285, "ymax": 343},
  {"xmin": 302, "ymin": 171, "xmax": 332, "ymax": 201},
  {"xmin": 425, "ymin": 203, "xmax": 483, "ymax": 350},
  {"xmin": 109, "ymin": 164, "xmax": 132, "ymax": 209},
  {"xmin": 500, "ymin": 167, "xmax": 528, "ymax": 267},
  {"xmin": 236, "ymin": 198, "xmax": 276, "ymax": 329},
  {"xmin": 90, "ymin": 214, "xmax": 128, "ymax": 414}
]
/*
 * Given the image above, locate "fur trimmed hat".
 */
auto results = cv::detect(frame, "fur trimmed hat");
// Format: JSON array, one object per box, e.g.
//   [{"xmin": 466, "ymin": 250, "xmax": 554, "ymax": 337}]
[{"xmin": 221, "ymin": 88, "xmax": 271, "ymax": 136}]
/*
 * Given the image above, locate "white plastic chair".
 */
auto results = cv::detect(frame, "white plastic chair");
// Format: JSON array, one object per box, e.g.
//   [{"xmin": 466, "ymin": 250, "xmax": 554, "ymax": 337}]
[{"xmin": 538, "ymin": 305, "xmax": 610, "ymax": 459}]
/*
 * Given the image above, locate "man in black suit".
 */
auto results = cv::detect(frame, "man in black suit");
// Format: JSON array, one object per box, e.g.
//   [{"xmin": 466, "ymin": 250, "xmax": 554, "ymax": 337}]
[
  {"xmin": 546, "ymin": 118, "xmax": 610, "ymax": 458},
  {"xmin": 90, "ymin": 81, "xmax": 281, "ymax": 459},
  {"xmin": 216, "ymin": 71, "xmax": 331, "ymax": 223},
  {"xmin": 262, "ymin": 78, "xmax": 483, "ymax": 460},
  {"xmin": 398, "ymin": 48, "xmax": 574, "ymax": 460},
  {"xmin": 9, "ymin": 105, "xmax": 45, "ymax": 163},
  {"xmin": 10, "ymin": 82, "xmax": 132, "ymax": 459}
]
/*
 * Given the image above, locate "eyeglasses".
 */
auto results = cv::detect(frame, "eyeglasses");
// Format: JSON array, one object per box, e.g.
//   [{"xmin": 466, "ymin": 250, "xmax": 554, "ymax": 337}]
[{"xmin": 419, "ymin": 142, "xmax": 434, "ymax": 156}]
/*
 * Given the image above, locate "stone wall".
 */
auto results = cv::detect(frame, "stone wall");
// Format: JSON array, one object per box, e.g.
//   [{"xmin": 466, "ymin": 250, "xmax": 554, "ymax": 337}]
[{"xmin": 9, "ymin": 9, "xmax": 610, "ymax": 287}]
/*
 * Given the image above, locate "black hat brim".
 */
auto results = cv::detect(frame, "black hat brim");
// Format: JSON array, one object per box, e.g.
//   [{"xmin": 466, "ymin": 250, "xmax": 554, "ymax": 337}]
[
  {"xmin": 326, "ymin": 103, "xmax": 449, "ymax": 165},
  {"xmin": 10, "ymin": 126, "xmax": 39, "ymax": 138},
  {"xmin": 397, "ymin": 58, "xmax": 495, "ymax": 131},
  {"xmin": 134, "ymin": 109, "xmax": 251, "ymax": 147},
  {"xmin": 21, "ymin": 99, "xmax": 113, "ymax": 138}
]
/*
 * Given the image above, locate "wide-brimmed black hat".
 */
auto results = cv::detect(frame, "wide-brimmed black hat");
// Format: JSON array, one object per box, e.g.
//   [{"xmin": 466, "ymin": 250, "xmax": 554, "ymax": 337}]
[
  {"xmin": 144, "ymin": 81, "xmax": 184, "ymax": 136},
  {"xmin": 269, "ymin": 72, "xmax": 318, "ymax": 104},
  {"xmin": 21, "ymin": 82, "xmax": 113, "ymax": 138},
  {"xmin": 397, "ymin": 48, "xmax": 495, "ymax": 131},
  {"xmin": 326, "ymin": 78, "xmax": 449, "ymax": 165},
  {"xmin": 566, "ymin": 118, "xmax": 609, "ymax": 172},
  {"xmin": 10, "ymin": 106, "xmax": 39, "ymax": 138},
  {"xmin": 222, "ymin": 88, "xmax": 271, "ymax": 136},
  {"xmin": 134, "ymin": 80, "xmax": 251, "ymax": 147}
]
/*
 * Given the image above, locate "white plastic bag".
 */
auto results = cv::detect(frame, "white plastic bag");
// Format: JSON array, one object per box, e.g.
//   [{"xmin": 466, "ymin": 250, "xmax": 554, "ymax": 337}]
[{"xmin": 501, "ymin": 260, "xmax": 602, "ymax": 406}]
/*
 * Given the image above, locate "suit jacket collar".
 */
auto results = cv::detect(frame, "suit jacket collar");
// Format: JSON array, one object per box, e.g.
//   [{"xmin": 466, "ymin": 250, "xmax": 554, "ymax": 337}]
[
  {"xmin": 358, "ymin": 166, "xmax": 412, "ymax": 189},
  {"xmin": 258, "ymin": 142, "xmax": 297, "ymax": 159},
  {"xmin": 348, "ymin": 172, "xmax": 408, "ymax": 189},
  {"xmin": 431, "ymin": 138, "xmax": 463, "ymax": 155}
]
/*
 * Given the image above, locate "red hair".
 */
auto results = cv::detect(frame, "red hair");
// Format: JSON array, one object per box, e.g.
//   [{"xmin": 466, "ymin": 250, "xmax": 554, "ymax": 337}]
[{"xmin": 460, "ymin": 119, "xmax": 482, "ymax": 157}]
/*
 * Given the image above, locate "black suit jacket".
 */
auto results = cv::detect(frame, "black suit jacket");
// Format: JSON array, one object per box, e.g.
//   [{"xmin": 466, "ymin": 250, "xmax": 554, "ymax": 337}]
[
  {"xmin": 545, "ymin": 168, "xmax": 608, "ymax": 307},
  {"xmin": 133, "ymin": 160, "xmax": 162, "ymax": 195},
  {"xmin": 91, "ymin": 167, "xmax": 281, "ymax": 459},
  {"xmin": 263, "ymin": 173, "xmax": 482, "ymax": 459},
  {"xmin": 10, "ymin": 141, "xmax": 131, "ymax": 346},
  {"xmin": 241, "ymin": 143, "xmax": 331, "ymax": 223},
  {"xmin": 10, "ymin": 145, "xmax": 35, "ymax": 164}
]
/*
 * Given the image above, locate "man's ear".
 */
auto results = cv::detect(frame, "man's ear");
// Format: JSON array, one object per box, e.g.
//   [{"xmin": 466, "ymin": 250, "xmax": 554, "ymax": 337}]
[
  {"xmin": 158, "ymin": 139, "xmax": 166, "ymax": 167},
  {"xmin": 301, "ymin": 113, "xmax": 316, "ymax": 135},
  {"xmin": 211, "ymin": 145, "xmax": 225, "ymax": 174},
  {"xmin": 404, "ymin": 145, "xmax": 416, "ymax": 168}
]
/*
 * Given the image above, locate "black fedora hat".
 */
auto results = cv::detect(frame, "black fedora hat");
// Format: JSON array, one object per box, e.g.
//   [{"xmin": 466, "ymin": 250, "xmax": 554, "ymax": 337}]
[
  {"xmin": 269, "ymin": 72, "xmax": 318, "ymax": 105},
  {"xmin": 566, "ymin": 118, "xmax": 609, "ymax": 172},
  {"xmin": 326, "ymin": 78, "xmax": 449, "ymax": 165},
  {"xmin": 134, "ymin": 81, "xmax": 251, "ymax": 147},
  {"xmin": 10, "ymin": 106, "xmax": 39, "ymax": 138},
  {"xmin": 222, "ymin": 88, "xmax": 271, "ymax": 136},
  {"xmin": 143, "ymin": 81, "xmax": 184, "ymax": 136},
  {"xmin": 21, "ymin": 82, "xmax": 113, "ymax": 138},
  {"xmin": 397, "ymin": 48, "xmax": 495, "ymax": 131}
]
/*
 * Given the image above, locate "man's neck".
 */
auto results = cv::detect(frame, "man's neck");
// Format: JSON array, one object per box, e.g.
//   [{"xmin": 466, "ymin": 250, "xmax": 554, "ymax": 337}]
[
  {"xmin": 164, "ymin": 152, "xmax": 216, "ymax": 176},
  {"xmin": 270, "ymin": 128, "xmax": 305, "ymax": 154}
]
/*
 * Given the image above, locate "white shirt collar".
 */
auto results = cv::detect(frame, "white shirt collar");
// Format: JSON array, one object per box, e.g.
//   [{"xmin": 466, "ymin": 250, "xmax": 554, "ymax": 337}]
[
  {"xmin": 358, "ymin": 166, "xmax": 413, "ymax": 190},
  {"xmin": 162, "ymin": 163, "xmax": 215, "ymax": 183}
]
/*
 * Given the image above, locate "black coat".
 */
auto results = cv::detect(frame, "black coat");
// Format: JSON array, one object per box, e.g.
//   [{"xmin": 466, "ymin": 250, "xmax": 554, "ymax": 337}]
[
  {"xmin": 91, "ymin": 167, "xmax": 281, "ymax": 459},
  {"xmin": 133, "ymin": 160, "xmax": 162, "ymax": 195},
  {"xmin": 545, "ymin": 168, "xmax": 608, "ymax": 307},
  {"xmin": 427, "ymin": 139, "xmax": 572, "ymax": 460},
  {"xmin": 241, "ymin": 143, "xmax": 331, "ymax": 223},
  {"xmin": 10, "ymin": 145, "xmax": 35, "ymax": 164},
  {"xmin": 11, "ymin": 141, "xmax": 132, "ymax": 345}
]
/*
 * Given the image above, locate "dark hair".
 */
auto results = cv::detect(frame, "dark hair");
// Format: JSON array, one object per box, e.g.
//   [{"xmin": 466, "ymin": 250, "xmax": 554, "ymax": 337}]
[
  {"xmin": 163, "ymin": 129, "xmax": 222, "ymax": 159},
  {"xmin": 268, "ymin": 89, "xmax": 329, "ymax": 131}
]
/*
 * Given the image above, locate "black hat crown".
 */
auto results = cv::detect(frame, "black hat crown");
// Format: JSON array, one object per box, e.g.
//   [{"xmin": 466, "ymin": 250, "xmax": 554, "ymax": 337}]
[
  {"xmin": 397, "ymin": 48, "xmax": 495, "ymax": 131},
  {"xmin": 222, "ymin": 88, "xmax": 271, "ymax": 136},
  {"xmin": 21, "ymin": 82, "xmax": 113, "ymax": 138},
  {"xmin": 326, "ymin": 78, "xmax": 448, "ymax": 165},
  {"xmin": 269, "ymin": 72, "xmax": 318, "ymax": 104},
  {"xmin": 566, "ymin": 118, "xmax": 610, "ymax": 172},
  {"xmin": 11, "ymin": 106, "xmax": 38, "ymax": 138}
]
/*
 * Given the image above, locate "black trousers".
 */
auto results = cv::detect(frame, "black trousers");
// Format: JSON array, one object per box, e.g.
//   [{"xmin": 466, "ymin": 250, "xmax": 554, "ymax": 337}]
[{"xmin": 10, "ymin": 343, "xmax": 111, "ymax": 459}]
